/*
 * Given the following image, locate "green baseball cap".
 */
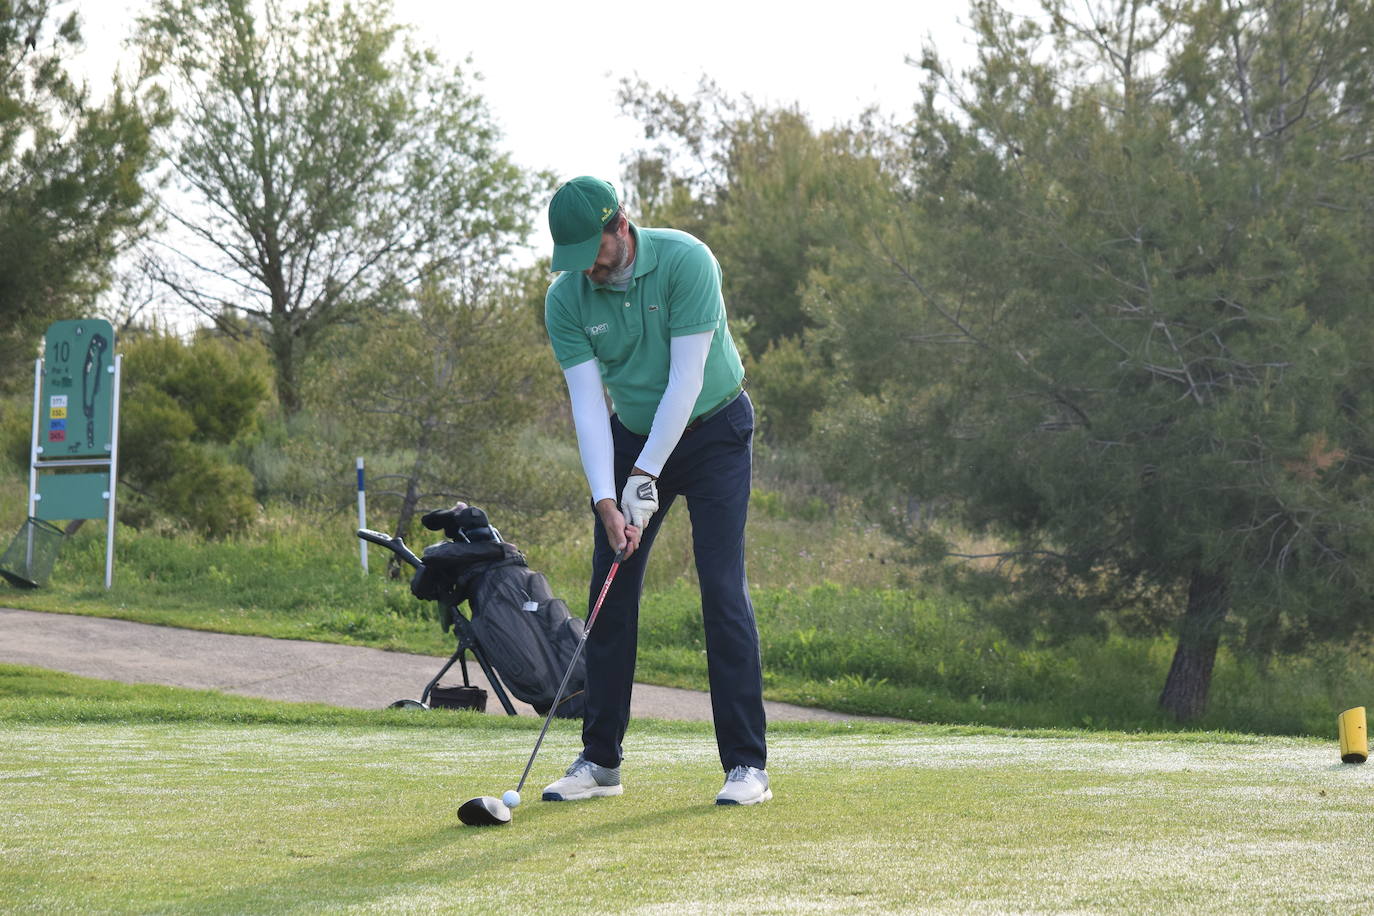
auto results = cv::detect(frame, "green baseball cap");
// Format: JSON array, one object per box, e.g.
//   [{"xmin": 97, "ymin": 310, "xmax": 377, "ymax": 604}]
[{"xmin": 548, "ymin": 176, "xmax": 619, "ymax": 272}]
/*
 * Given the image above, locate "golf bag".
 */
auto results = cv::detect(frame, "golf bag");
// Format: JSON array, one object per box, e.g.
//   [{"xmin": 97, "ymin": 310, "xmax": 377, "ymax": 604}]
[{"xmin": 411, "ymin": 506, "xmax": 587, "ymax": 718}]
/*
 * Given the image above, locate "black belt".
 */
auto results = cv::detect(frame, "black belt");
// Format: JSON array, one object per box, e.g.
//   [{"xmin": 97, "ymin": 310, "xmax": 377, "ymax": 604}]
[{"xmin": 683, "ymin": 382, "xmax": 744, "ymax": 434}]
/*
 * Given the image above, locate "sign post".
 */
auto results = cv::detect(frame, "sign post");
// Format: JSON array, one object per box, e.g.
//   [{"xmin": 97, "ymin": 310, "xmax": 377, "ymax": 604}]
[{"xmin": 27, "ymin": 319, "xmax": 122, "ymax": 588}]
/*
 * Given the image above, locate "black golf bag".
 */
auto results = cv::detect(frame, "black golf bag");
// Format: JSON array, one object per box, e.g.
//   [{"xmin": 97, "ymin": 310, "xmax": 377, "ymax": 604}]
[{"xmin": 410, "ymin": 506, "xmax": 587, "ymax": 718}]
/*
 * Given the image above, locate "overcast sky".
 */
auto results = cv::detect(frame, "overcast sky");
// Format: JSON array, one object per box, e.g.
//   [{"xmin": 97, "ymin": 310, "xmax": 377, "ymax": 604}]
[
  {"xmin": 59, "ymin": 0, "xmax": 1040, "ymax": 325},
  {"xmin": 68, "ymin": 0, "xmax": 1039, "ymax": 190}
]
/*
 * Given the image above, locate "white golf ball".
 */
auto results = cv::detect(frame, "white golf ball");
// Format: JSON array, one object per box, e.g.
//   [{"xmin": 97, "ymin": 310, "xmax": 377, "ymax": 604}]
[{"xmin": 502, "ymin": 790, "xmax": 521, "ymax": 808}]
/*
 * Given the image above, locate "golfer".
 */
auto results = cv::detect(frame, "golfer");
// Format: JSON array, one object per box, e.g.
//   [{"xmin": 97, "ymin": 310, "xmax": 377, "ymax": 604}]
[{"xmin": 540, "ymin": 176, "xmax": 770, "ymax": 806}]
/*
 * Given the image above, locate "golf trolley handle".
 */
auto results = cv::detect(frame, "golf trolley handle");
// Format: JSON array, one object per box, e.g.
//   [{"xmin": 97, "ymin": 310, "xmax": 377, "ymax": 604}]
[{"xmin": 356, "ymin": 528, "xmax": 423, "ymax": 569}]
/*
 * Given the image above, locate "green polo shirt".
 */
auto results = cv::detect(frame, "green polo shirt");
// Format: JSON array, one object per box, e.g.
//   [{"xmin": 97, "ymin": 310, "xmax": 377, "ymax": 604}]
[{"xmin": 544, "ymin": 224, "xmax": 745, "ymax": 436}]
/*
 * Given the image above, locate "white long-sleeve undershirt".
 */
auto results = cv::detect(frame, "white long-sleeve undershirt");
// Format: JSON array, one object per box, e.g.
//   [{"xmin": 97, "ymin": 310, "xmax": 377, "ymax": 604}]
[
  {"xmin": 563, "ymin": 359, "xmax": 616, "ymax": 503},
  {"xmin": 562, "ymin": 330, "xmax": 714, "ymax": 502}
]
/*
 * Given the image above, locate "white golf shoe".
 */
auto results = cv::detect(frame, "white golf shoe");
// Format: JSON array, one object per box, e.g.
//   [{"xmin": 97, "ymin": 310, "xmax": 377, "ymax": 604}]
[
  {"xmin": 715, "ymin": 765, "xmax": 771, "ymax": 805},
  {"xmin": 541, "ymin": 754, "xmax": 623, "ymax": 801}
]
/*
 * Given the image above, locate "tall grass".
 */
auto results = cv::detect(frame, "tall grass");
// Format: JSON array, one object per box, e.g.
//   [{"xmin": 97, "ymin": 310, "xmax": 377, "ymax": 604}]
[
  {"xmin": 634, "ymin": 582, "xmax": 1373, "ymax": 735},
  {"xmin": 2, "ymin": 469, "xmax": 1370, "ymax": 737}
]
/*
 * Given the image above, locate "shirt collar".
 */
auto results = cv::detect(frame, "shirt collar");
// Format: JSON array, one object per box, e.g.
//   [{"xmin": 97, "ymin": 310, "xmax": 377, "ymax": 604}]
[{"xmin": 630, "ymin": 223, "xmax": 657, "ymax": 277}]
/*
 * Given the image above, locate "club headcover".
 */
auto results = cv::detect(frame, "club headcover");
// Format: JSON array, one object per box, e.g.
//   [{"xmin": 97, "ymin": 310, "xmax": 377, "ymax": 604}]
[{"xmin": 422, "ymin": 503, "xmax": 498, "ymax": 542}]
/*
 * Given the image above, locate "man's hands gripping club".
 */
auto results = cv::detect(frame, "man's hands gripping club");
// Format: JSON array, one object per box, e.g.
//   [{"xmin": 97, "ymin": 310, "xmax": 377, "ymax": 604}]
[
  {"xmin": 621, "ymin": 474, "xmax": 659, "ymax": 529},
  {"xmin": 595, "ymin": 472, "xmax": 659, "ymax": 560}
]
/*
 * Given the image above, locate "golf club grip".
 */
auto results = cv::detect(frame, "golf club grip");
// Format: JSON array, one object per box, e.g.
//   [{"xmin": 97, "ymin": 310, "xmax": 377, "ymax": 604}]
[
  {"xmin": 515, "ymin": 549, "xmax": 624, "ymax": 793},
  {"xmin": 355, "ymin": 528, "xmax": 424, "ymax": 569}
]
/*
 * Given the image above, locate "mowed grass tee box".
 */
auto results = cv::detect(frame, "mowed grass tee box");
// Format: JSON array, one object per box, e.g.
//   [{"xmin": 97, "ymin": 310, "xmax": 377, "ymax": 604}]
[{"xmin": 2, "ymin": 668, "xmax": 1371, "ymax": 914}]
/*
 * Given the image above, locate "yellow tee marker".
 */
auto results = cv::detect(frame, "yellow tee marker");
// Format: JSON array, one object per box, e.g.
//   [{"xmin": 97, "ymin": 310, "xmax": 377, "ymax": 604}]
[{"xmin": 1337, "ymin": 707, "xmax": 1367, "ymax": 764}]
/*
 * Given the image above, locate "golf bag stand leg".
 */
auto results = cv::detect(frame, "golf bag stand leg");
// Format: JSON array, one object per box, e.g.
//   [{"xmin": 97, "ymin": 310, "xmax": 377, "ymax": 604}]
[
  {"xmin": 427, "ymin": 607, "xmax": 517, "ymax": 715},
  {"xmin": 419, "ymin": 652, "xmax": 469, "ymax": 706},
  {"xmin": 419, "ymin": 601, "xmax": 476, "ymax": 707}
]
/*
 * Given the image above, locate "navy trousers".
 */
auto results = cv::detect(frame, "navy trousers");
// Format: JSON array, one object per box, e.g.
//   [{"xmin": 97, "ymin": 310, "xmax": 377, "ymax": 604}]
[{"xmin": 581, "ymin": 391, "xmax": 767, "ymax": 773}]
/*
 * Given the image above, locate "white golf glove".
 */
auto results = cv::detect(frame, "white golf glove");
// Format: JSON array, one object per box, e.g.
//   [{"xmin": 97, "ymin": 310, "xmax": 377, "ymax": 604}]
[{"xmin": 620, "ymin": 474, "xmax": 659, "ymax": 529}]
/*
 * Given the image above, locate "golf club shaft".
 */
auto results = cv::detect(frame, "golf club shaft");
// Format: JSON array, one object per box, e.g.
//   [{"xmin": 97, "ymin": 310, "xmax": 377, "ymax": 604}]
[{"xmin": 516, "ymin": 548, "xmax": 624, "ymax": 793}]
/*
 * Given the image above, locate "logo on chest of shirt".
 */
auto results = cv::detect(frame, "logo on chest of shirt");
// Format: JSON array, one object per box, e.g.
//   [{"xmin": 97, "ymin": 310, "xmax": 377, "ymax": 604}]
[
  {"xmin": 586, "ymin": 322, "xmax": 610, "ymax": 336},
  {"xmin": 647, "ymin": 304, "xmax": 659, "ymax": 311}
]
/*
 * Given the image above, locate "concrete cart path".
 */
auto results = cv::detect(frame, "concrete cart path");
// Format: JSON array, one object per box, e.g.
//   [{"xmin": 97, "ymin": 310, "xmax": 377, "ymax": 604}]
[{"xmin": 0, "ymin": 607, "xmax": 894, "ymax": 723}]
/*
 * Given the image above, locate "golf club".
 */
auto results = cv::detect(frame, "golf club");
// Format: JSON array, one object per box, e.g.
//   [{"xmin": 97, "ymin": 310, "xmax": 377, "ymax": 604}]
[{"xmin": 457, "ymin": 547, "xmax": 626, "ymax": 827}]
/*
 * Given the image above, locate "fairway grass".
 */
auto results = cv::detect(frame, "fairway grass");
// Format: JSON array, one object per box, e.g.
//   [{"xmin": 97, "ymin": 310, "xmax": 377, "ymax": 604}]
[{"xmin": 4, "ymin": 713, "xmax": 1372, "ymax": 913}]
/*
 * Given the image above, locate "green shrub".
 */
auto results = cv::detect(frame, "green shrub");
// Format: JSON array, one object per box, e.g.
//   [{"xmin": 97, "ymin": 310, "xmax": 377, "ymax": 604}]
[
  {"xmin": 238, "ymin": 411, "xmax": 349, "ymax": 505},
  {"xmin": 116, "ymin": 331, "xmax": 271, "ymax": 536},
  {"xmin": 0, "ymin": 395, "xmax": 32, "ymax": 473},
  {"xmin": 750, "ymin": 334, "xmax": 832, "ymax": 443}
]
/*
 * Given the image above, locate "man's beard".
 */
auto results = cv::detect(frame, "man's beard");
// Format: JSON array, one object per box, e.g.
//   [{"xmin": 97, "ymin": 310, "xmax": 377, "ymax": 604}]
[{"xmin": 590, "ymin": 234, "xmax": 633, "ymax": 286}]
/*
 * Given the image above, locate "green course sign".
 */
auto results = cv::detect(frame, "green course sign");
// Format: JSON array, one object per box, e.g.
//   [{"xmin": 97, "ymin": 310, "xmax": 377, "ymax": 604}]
[
  {"xmin": 34, "ymin": 472, "xmax": 110, "ymax": 522},
  {"xmin": 39, "ymin": 319, "xmax": 116, "ymax": 460}
]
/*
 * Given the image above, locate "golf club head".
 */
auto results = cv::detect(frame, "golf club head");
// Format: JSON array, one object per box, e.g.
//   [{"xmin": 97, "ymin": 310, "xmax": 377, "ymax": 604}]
[{"xmin": 457, "ymin": 795, "xmax": 511, "ymax": 827}]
